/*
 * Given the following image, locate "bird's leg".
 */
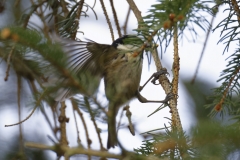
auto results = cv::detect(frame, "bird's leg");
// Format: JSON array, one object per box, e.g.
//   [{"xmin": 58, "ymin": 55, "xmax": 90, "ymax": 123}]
[
  {"xmin": 137, "ymin": 92, "xmax": 175, "ymax": 104},
  {"xmin": 139, "ymin": 68, "xmax": 169, "ymax": 92}
]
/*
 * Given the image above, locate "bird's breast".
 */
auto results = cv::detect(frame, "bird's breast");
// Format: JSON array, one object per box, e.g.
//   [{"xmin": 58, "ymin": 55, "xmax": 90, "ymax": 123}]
[{"xmin": 104, "ymin": 52, "xmax": 143, "ymax": 105}]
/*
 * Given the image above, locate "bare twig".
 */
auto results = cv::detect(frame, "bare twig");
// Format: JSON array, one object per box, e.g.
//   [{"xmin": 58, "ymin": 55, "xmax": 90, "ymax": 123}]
[
  {"xmin": 84, "ymin": 97, "xmax": 104, "ymax": 150},
  {"xmin": 39, "ymin": 102, "xmax": 59, "ymax": 141},
  {"xmin": 24, "ymin": 0, "xmax": 47, "ymax": 29},
  {"xmin": 59, "ymin": 0, "xmax": 69, "ymax": 17},
  {"xmin": 59, "ymin": 102, "xmax": 69, "ymax": 146},
  {"xmin": 71, "ymin": 0, "xmax": 85, "ymax": 40},
  {"xmin": 109, "ymin": 0, "xmax": 122, "ymax": 37},
  {"xmin": 5, "ymin": 104, "xmax": 38, "ymax": 127},
  {"xmin": 116, "ymin": 107, "xmax": 125, "ymax": 134},
  {"xmin": 126, "ymin": 0, "xmax": 143, "ymax": 22},
  {"xmin": 4, "ymin": 63, "xmax": 45, "ymax": 127},
  {"xmin": 71, "ymin": 99, "xmax": 91, "ymax": 149},
  {"xmin": 64, "ymin": 146, "xmax": 121, "ymax": 159},
  {"xmin": 35, "ymin": 1, "xmax": 50, "ymax": 39},
  {"xmin": 72, "ymin": 104, "xmax": 81, "ymax": 145},
  {"xmin": 191, "ymin": 15, "xmax": 215, "ymax": 84},
  {"xmin": 4, "ymin": 46, "xmax": 15, "ymax": 81},
  {"xmin": 122, "ymin": 7, "xmax": 131, "ymax": 35},
  {"xmin": 99, "ymin": 0, "xmax": 114, "ymax": 41},
  {"xmin": 17, "ymin": 75, "xmax": 24, "ymax": 153},
  {"xmin": 25, "ymin": 142, "xmax": 122, "ymax": 159},
  {"xmin": 171, "ymin": 26, "xmax": 182, "ymax": 131}
]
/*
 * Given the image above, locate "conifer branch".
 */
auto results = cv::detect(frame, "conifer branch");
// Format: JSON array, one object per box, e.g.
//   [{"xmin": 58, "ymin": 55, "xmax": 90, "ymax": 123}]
[
  {"xmin": 171, "ymin": 25, "xmax": 182, "ymax": 132},
  {"xmin": 231, "ymin": 0, "xmax": 240, "ymax": 21},
  {"xmin": 214, "ymin": 65, "xmax": 240, "ymax": 111}
]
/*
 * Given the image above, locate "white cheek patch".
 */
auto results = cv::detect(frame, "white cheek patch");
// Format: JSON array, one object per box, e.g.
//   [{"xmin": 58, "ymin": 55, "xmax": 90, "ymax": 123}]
[
  {"xmin": 117, "ymin": 44, "xmax": 140, "ymax": 51},
  {"xmin": 116, "ymin": 44, "xmax": 142, "ymax": 62}
]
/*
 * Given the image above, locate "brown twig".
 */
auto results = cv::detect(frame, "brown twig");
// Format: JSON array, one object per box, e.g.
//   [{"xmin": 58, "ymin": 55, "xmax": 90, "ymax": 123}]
[
  {"xmin": 27, "ymin": 79, "xmax": 60, "ymax": 141},
  {"xmin": 171, "ymin": 26, "xmax": 182, "ymax": 132},
  {"xmin": 39, "ymin": 102, "xmax": 59, "ymax": 141},
  {"xmin": 84, "ymin": 97, "xmax": 104, "ymax": 150},
  {"xmin": 191, "ymin": 15, "xmax": 215, "ymax": 84},
  {"xmin": 25, "ymin": 142, "xmax": 122, "ymax": 159},
  {"xmin": 122, "ymin": 7, "xmax": 131, "ymax": 35},
  {"xmin": 214, "ymin": 66, "xmax": 240, "ymax": 111},
  {"xmin": 71, "ymin": 0, "xmax": 85, "ymax": 40},
  {"xmin": 231, "ymin": 0, "xmax": 240, "ymax": 21},
  {"xmin": 116, "ymin": 107, "xmax": 125, "ymax": 135},
  {"xmin": 99, "ymin": 0, "xmax": 114, "ymax": 41},
  {"xmin": 72, "ymin": 104, "xmax": 81, "ymax": 145},
  {"xmin": 5, "ymin": 104, "xmax": 38, "ymax": 127},
  {"xmin": 64, "ymin": 146, "xmax": 121, "ymax": 159},
  {"xmin": 59, "ymin": 0, "xmax": 69, "ymax": 17},
  {"xmin": 35, "ymin": 1, "xmax": 50, "ymax": 39},
  {"xmin": 126, "ymin": 0, "xmax": 143, "ymax": 22},
  {"xmin": 59, "ymin": 102, "xmax": 69, "ymax": 146},
  {"xmin": 5, "ymin": 81, "xmax": 52, "ymax": 127},
  {"xmin": 109, "ymin": 0, "xmax": 122, "ymax": 37},
  {"xmin": 71, "ymin": 99, "xmax": 91, "ymax": 149},
  {"xmin": 25, "ymin": 0, "xmax": 47, "ymax": 29},
  {"xmin": 4, "ymin": 46, "xmax": 15, "ymax": 81},
  {"xmin": 17, "ymin": 75, "xmax": 24, "ymax": 153}
]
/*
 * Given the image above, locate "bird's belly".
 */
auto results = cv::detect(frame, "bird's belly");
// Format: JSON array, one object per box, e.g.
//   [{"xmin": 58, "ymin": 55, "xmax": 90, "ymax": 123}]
[{"xmin": 104, "ymin": 57, "xmax": 143, "ymax": 105}]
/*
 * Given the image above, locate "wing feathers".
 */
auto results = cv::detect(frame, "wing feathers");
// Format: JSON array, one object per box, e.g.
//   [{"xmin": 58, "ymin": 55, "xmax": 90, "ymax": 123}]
[{"xmin": 52, "ymin": 39, "xmax": 118, "ymax": 101}]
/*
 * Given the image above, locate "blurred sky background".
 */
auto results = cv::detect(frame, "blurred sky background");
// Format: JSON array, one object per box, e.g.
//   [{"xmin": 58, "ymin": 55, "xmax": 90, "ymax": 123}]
[{"xmin": 0, "ymin": 0, "xmax": 235, "ymax": 159}]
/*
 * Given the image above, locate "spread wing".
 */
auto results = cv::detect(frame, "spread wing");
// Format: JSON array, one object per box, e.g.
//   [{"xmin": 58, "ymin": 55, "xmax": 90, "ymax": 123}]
[
  {"xmin": 52, "ymin": 39, "xmax": 118, "ymax": 101},
  {"xmin": 62, "ymin": 40, "xmax": 117, "ymax": 75}
]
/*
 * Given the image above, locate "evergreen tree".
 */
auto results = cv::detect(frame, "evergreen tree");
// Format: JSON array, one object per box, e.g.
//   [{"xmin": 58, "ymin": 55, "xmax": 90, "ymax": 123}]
[{"xmin": 0, "ymin": 0, "xmax": 240, "ymax": 159}]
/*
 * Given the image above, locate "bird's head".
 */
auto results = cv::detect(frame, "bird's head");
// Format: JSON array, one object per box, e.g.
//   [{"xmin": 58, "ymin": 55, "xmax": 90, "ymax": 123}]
[{"xmin": 111, "ymin": 35, "xmax": 143, "ymax": 51}]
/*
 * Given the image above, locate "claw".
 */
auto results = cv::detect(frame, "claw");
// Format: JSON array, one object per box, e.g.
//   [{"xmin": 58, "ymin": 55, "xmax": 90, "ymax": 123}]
[
  {"xmin": 151, "ymin": 68, "xmax": 169, "ymax": 85},
  {"xmin": 140, "ymin": 68, "xmax": 169, "ymax": 92},
  {"xmin": 162, "ymin": 93, "xmax": 177, "ymax": 104},
  {"xmin": 137, "ymin": 91, "xmax": 176, "ymax": 104}
]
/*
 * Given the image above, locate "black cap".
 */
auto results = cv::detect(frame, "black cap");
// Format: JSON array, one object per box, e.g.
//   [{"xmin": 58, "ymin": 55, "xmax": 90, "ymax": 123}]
[{"xmin": 111, "ymin": 35, "xmax": 129, "ymax": 48}]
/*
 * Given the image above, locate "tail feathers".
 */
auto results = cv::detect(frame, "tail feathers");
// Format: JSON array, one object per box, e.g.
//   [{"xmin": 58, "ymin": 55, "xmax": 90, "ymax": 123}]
[{"xmin": 107, "ymin": 104, "xmax": 118, "ymax": 149}]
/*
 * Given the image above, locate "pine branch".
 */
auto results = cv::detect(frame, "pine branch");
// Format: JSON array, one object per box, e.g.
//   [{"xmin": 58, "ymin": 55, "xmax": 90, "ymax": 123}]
[{"xmin": 171, "ymin": 25, "xmax": 182, "ymax": 132}]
